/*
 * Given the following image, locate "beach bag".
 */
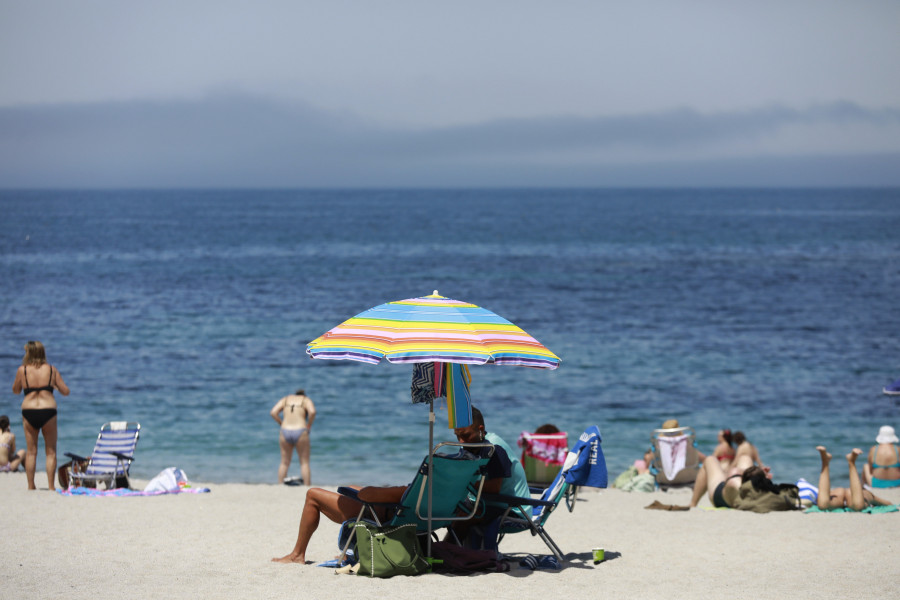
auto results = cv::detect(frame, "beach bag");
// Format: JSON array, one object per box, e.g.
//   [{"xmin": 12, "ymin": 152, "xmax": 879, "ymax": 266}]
[
  {"xmin": 144, "ymin": 467, "xmax": 190, "ymax": 493},
  {"xmin": 353, "ymin": 522, "xmax": 429, "ymax": 578},
  {"xmin": 735, "ymin": 480, "xmax": 801, "ymax": 513},
  {"xmin": 429, "ymin": 541, "xmax": 510, "ymax": 573}
]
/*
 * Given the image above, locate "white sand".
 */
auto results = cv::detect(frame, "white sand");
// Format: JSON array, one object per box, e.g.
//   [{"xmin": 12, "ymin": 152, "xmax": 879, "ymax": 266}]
[{"xmin": 4, "ymin": 472, "xmax": 899, "ymax": 599}]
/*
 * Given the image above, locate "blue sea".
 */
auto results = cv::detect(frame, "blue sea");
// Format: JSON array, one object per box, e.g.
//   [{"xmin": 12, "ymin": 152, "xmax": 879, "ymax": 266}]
[{"xmin": 2, "ymin": 188, "xmax": 899, "ymax": 489}]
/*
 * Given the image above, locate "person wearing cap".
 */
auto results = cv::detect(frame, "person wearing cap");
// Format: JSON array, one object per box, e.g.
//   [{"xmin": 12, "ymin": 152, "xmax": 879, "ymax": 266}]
[{"xmin": 863, "ymin": 425, "xmax": 900, "ymax": 489}]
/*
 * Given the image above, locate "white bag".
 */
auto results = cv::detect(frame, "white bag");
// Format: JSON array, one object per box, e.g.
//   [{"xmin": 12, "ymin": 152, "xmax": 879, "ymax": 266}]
[{"xmin": 145, "ymin": 467, "xmax": 189, "ymax": 492}]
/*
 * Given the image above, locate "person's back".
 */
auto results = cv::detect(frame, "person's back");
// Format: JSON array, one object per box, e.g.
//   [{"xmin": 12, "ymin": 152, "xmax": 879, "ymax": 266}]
[
  {"xmin": 485, "ymin": 432, "xmax": 530, "ymax": 500},
  {"xmin": 866, "ymin": 426, "xmax": 900, "ymax": 488},
  {"xmin": 280, "ymin": 393, "xmax": 312, "ymax": 429}
]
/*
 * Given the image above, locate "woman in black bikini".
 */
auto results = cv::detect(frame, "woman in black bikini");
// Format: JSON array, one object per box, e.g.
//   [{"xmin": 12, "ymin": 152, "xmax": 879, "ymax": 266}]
[{"xmin": 11, "ymin": 341, "xmax": 70, "ymax": 490}]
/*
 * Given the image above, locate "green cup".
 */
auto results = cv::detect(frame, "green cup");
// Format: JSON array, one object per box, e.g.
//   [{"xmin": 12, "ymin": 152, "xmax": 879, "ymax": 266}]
[{"xmin": 592, "ymin": 547, "xmax": 605, "ymax": 563}]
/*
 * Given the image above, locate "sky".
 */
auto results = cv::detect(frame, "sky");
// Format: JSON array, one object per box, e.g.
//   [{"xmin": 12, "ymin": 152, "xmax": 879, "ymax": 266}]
[{"xmin": 1, "ymin": 0, "xmax": 899, "ymax": 188}]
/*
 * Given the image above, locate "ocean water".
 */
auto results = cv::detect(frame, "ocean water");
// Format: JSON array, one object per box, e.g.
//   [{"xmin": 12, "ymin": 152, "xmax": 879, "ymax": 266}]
[{"xmin": 2, "ymin": 188, "xmax": 899, "ymax": 489}]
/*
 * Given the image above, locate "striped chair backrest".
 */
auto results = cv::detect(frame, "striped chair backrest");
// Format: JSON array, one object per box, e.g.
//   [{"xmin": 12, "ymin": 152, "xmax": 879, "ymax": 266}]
[{"xmin": 86, "ymin": 422, "xmax": 140, "ymax": 476}]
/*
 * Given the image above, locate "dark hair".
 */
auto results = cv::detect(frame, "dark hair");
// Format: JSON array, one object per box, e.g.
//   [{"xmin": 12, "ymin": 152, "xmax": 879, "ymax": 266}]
[
  {"xmin": 295, "ymin": 389, "xmax": 306, "ymax": 396},
  {"xmin": 535, "ymin": 423, "xmax": 560, "ymax": 434},
  {"xmin": 722, "ymin": 429, "xmax": 733, "ymax": 445},
  {"xmin": 0, "ymin": 415, "xmax": 9, "ymax": 431},
  {"xmin": 733, "ymin": 431, "xmax": 746, "ymax": 445},
  {"xmin": 471, "ymin": 406, "xmax": 484, "ymax": 428}
]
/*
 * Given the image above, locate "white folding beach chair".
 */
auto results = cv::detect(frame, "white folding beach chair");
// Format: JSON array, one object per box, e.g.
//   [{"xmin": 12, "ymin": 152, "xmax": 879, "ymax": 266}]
[{"xmin": 649, "ymin": 426, "xmax": 701, "ymax": 490}]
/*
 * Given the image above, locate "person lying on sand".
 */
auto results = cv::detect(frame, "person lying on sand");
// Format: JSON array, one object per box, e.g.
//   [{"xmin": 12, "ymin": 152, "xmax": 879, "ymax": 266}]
[{"xmin": 815, "ymin": 446, "xmax": 891, "ymax": 511}]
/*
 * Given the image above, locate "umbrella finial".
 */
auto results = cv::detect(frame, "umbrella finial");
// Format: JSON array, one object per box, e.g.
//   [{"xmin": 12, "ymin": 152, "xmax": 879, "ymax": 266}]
[{"xmin": 433, "ymin": 289, "xmax": 439, "ymax": 296}]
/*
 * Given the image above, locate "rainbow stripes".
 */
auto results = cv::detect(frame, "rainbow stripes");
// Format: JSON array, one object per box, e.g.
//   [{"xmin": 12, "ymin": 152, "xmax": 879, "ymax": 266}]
[{"xmin": 307, "ymin": 293, "xmax": 560, "ymax": 369}]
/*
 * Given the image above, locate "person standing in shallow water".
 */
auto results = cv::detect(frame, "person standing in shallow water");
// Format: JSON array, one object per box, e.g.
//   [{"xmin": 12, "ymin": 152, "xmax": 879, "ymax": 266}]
[
  {"xmin": 270, "ymin": 389, "xmax": 316, "ymax": 485},
  {"xmin": 11, "ymin": 341, "xmax": 70, "ymax": 490}
]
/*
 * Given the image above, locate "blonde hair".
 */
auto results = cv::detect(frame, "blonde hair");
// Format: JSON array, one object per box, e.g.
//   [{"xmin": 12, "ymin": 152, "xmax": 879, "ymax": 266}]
[{"xmin": 23, "ymin": 340, "xmax": 47, "ymax": 366}]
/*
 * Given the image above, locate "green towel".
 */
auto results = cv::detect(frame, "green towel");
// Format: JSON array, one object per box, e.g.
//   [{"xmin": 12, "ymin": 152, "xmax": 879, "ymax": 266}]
[{"xmin": 804, "ymin": 504, "xmax": 899, "ymax": 514}]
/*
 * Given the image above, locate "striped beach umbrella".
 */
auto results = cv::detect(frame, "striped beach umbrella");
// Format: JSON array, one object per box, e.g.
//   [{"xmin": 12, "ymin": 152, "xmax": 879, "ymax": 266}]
[
  {"xmin": 306, "ymin": 291, "xmax": 560, "ymax": 553},
  {"xmin": 306, "ymin": 291, "xmax": 561, "ymax": 370}
]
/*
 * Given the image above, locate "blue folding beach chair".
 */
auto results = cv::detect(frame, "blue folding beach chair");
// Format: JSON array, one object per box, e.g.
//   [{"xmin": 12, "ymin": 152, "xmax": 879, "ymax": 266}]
[
  {"xmin": 64, "ymin": 421, "xmax": 141, "ymax": 490},
  {"xmin": 337, "ymin": 441, "xmax": 494, "ymax": 559},
  {"xmin": 480, "ymin": 426, "xmax": 607, "ymax": 561}
]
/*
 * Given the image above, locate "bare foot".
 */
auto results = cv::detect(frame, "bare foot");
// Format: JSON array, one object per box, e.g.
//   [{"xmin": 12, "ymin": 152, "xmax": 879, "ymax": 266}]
[
  {"xmin": 847, "ymin": 448, "xmax": 863, "ymax": 464},
  {"xmin": 816, "ymin": 446, "xmax": 831, "ymax": 465},
  {"xmin": 271, "ymin": 553, "xmax": 306, "ymax": 564}
]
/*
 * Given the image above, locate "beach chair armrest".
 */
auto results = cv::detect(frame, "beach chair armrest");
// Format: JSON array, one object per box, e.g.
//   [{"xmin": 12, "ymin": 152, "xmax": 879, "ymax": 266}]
[
  {"xmin": 337, "ymin": 487, "xmax": 402, "ymax": 509},
  {"xmin": 109, "ymin": 452, "xmax": 134, "ymax": 462},
  {"xmin": 64, "ymin": 452, "xmax": 88, "ymax": 462},
  {"xmin": 482, "ymin": 492, "xmax": 555, "ymax": 508}
]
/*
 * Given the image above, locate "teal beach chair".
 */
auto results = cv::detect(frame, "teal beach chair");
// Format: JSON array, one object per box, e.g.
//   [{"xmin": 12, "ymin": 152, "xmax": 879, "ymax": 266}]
[{"xmin": 337, "ymin": 441, "xmax": 494, "ymax": 558}]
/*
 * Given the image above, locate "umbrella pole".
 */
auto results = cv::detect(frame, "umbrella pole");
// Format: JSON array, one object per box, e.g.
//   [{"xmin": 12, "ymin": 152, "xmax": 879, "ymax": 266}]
[{"xmin": 427, "ymin": 398, "xmax": 434, "ymax": 559}]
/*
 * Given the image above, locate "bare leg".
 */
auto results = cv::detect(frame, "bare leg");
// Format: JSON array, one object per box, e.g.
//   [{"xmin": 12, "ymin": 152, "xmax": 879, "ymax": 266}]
[
  {"xmin": 23, "ymin": 420, "xmax": 39, "ymax": 490},
  {"xmin": 846, "ymin": 449, "xmax": 866, "ymax": 511},
  {"xmin": 43, "ymin": 417, "xmax": 58, "ymax": 489},
  {"xmin": 277, "ymin": 433, "xmax": 292, "ymax": 483},
  {"xmin": 862, "ymin": 462, "xmax": 874, "ymax": 487},
  {"xmin": 11, "ymin": 449, "xmax": 26, "ymax": 471},
  {"xmin": 298, "ymin": 432, "xmax": 311, "ymax": 485},
  {"xmin": 816, "ymin": 446, "xmax": 840, "ymax": 510},
  {"xmin": 689, "ymin": 461, "xmax": 709, "ymax": 507},
  {"xmin": 272, "ymin": 487, "xmax": 366, "ymax": 564}
]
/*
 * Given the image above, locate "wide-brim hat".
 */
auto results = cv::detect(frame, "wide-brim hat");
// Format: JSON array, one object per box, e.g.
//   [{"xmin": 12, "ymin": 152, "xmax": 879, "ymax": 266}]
[{"xmin": 876, "ymin": 425, "xmax": 899, "ymax": 445}]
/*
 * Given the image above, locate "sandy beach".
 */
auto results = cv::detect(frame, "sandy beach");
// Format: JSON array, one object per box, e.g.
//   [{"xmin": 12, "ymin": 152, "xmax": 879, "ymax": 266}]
[{"xmin": 4, "ymin": 471, "xmax": 899, "ymax": 600}]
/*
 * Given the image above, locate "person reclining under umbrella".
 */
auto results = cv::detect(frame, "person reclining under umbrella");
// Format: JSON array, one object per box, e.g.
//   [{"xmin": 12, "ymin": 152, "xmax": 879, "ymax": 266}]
[{"xmin": 271, "ymin": 406, "xmax": 526, "ymax": 565}]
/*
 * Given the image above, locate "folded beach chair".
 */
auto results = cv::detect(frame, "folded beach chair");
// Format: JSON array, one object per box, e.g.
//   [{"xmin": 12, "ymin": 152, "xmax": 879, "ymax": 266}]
[
  {"xmin": 337, "ymin": 441, "xmax": 494, "ymax": 558},
  {"xmin": 649, "ymin": 425, "xmax": 701, "ymax": 490},
  {"xmin": 64, "ymin": 421, "xmax": 141, "ymax": 490},
  {"xmin": 481, "ymin": 425, "xmax": 608, "ymax": 561}
]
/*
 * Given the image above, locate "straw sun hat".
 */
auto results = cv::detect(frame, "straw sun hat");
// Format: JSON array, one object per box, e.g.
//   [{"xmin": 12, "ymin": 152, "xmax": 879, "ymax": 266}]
[{"xmin": 876, "ymin": 425, "xmax": 899, "ymax": 445}]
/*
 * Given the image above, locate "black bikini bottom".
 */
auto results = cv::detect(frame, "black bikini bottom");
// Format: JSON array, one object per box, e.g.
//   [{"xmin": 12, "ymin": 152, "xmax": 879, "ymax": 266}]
[{"xmin": 22, "ymin": 408, "xmax": 58, "ymax": 430}]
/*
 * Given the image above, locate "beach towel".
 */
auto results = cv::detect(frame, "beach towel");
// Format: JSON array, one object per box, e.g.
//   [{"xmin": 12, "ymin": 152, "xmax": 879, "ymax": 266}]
[
  {"xmin": 804, "ymin": 504, "xmax": 899, "ymax": 514},
  {"xmin": 410, "ymin": 362, "xmax": 435, "ymax": 404},
  {"xmin": 796, "ymin": 478, "xmax": 818, "ymax": 503},
  {"xmin": 656, "ymin": 434, "xmax": 688, "ymax": 481},
  {"xmin": 444, "ymin": 363, "xmax": 472, "ymax": 429},
  {"xmin": 410, "ymin": 362, "xmax": 472, "ymax": 428},
  {"xmin": 564, "ymin": 426, "xmax": 607, "ymax": 488},
  {"xmin": 518, "ymin": 431, "xmax": 568, "ymax": 466},
  {"xmin": 57, "ymin": 485, "xmax": 210, "ymax": 497}
]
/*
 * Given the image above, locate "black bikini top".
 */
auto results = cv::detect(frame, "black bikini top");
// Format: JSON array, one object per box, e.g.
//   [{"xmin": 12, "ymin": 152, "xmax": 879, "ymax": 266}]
[{"xmin": 23, "ymin": 365, "xmax": 54, "ymax": 396}]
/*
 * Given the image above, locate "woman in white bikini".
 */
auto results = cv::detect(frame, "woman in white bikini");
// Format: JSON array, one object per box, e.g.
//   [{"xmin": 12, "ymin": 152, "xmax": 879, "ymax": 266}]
[
  {"xmin": 270, "ymin": 389, "xmax": 316, "ymax": 485},
  {"xmin": 11, "ymin": 341, "xmax": 70, "ymax": 490},
  {"xmin": 0, "ymin": 415, "xmax": 26, "ymax": 472}
]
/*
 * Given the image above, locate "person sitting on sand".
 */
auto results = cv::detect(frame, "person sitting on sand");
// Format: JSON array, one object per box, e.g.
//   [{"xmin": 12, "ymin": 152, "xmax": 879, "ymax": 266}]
[
  {"xmin": 816, "ymin": 446, "xmax": 891, "ymax": 511},
  {"xmin": 732, "ymin": 431, "xmax": 766, "ymax": 471},
  {"xmin": 712, "ymin": 429, "xmax": 734, "ymax": 469},
  {"xmin": 862, "ymin": 425, "xmax": 900, "ymax": 489},
  {"xmin": 271, "ymin": 407, "xmax": 521, "ymax": 564},
  {"xmin": 1, "ymin": 415, "xmax": 26, "ymax": 472}
]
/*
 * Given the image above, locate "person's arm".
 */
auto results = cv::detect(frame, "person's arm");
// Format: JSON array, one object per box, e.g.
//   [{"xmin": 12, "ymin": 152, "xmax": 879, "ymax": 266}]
[
  {"xmin": 12, "ymin": 366, "xmax": 23, "ymax": 394},
  {"xmin": 53, "ymin": 368, "xmax": 70, "ymax": 396},
  {"xmin": 270, "ymin": 398, "xmax": 285, "ymax": 425},
  {"xmin": 305, "ymin": 398, "xmax": 316, "ymax": 430}
]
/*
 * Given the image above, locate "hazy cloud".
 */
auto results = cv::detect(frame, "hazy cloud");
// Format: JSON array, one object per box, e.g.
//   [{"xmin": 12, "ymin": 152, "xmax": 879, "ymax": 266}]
[{"xmin": 1, "ymin": 94, "xmax": 899, "ymax": 187}]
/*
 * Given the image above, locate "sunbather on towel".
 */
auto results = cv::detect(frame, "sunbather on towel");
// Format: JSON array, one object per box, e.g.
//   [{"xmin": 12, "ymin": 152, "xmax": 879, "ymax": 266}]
[
  {"xmin": 271, "ymin": 407, "xmax": 517, "ymax": 565},
  {"xmin": 689, "ymin": 452, "xmax": 761, "ymax": 508},
  {"xmin": 815, "ymin": 446, "xmax": 891, "ymax": 511}
]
